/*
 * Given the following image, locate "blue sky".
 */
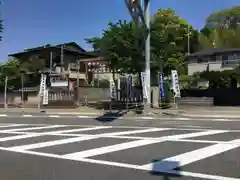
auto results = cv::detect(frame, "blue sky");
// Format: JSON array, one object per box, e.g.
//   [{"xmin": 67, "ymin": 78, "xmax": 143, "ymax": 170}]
[{"xmin": 0, "ymin": 0, "xmax": 239, "ymax": 61}]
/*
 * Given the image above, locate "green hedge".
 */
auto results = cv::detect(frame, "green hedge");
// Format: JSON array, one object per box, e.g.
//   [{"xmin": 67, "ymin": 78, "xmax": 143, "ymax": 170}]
[{"xmin": 198, "ymin": 70, "xmax": 239, "ymax": 88}]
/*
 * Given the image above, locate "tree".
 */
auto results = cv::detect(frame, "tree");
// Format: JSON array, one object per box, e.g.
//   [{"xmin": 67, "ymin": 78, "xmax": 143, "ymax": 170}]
[
  {"xmin": 205, "ymin": 6, "xmax": 240, "ymax": 29},
  {"xmin": 151, "ymin": 8, "xmax": 193, "ymax": 75},
  {"xmin": 0, "ymin": 1, "xmax": 3, "ymax": 41},
  {"xmin": 86, "ymin": 8, "xmax": 193, "ymax": 84},
  {"xmin": 86, "ymin": 20, "xmax": 145, "ymax": 80},
  {"xmin": 199, "ymin": 6, "xmax": 240, "ymax": 49},
  {"xmin": 0, "ymin": 58, "xmax": 21, "ymax": 88},
  {"xmin": 0, "ymin": 19, "xmax": 2, "ymax": 41}
]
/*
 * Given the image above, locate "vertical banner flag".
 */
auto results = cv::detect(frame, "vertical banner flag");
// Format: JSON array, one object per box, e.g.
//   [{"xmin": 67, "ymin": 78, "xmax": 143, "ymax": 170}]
[
  {"xmin": 171, "ymin": 70, "xmax": 181, "ymax": 98},
  {"xmin": 127, "ymin": 75, "xmax": 133, "ymax": 101},
  {"xmin": 109, "ymin": 79, "xmax": 116, "ymax": 99},
  {"xmin": 159, "ymin": 72, "xmax": 165, "ymax": 100},
  {"xmin": 42, "ymin": 89, "xmax": 49, "ymax": 105},
  {"xmin": 140, "ymin": 72, "xmax": 147, "ymax": 99},
  {"xmin": 39, "ymin": 74, "xmax": 47, "ymax": 96}
]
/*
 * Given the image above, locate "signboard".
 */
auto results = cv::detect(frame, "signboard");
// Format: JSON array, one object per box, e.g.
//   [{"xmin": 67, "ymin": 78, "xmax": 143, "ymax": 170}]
[
  {"xmin": 51, "ymin": 81, "xmax": 68, "ymax": 87},
  {"xmin": 42, "ymin": 89, "xmax": 49, "ymax": 105},
  {"xmin": 158, "ymin": 72, "xmax": 165, "ymax": 100},
  {"xmin": 127, "ymin": 75, "xmax": 133, "ymax": 101},
  {"xmin": 109, "ymin": 80, "xmax": 116, "ymax": 99},
  {"xmin": 39, "ymin": 74, "xmax": 47, "ymax": 96},
  {"xmin": 171, "ymin": 70, "xmax": 181, "ymax": 98},
  {"xmin": 140, "ymin": 72, "xmax": 147, "ymax": 99}
]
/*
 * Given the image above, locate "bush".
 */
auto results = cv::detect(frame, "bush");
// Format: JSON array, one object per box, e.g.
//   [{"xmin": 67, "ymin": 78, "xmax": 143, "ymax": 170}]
[
  {"xmin": 198, "ymin": 70, "xmax": 239, "ymax": 89},
  {"xmin": 92, "ymin": 79, "xmax": 110, "ymax": 88}
]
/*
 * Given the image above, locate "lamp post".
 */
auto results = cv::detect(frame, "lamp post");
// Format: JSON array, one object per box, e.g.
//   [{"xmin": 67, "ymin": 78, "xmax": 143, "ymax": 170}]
[{"xmin": 125, "ymin": 0, "xmax": 151, "ymax": 114}]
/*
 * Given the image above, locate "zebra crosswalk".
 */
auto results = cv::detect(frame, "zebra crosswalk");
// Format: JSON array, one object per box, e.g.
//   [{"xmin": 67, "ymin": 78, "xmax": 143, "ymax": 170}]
[{"xmin": 0, "ymin": 123, "xmax": 240, "ymax": 180}]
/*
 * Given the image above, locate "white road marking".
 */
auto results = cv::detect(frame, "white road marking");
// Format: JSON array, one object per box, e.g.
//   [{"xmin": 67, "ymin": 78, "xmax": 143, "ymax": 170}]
[
  {"xmin": 176, "ymin": 118, "xmax": 190, "ymax": 120},
  {"xmin": 0, "ymin": 124, "xmax": 28, "ymax": 128},
  {"xmin": 45, "ymin": 126, "xmax": 112, "ymax": 134},
  {"xmin": 0, "ymin": 114, "xmax": 7, "ymax": 117},
  {"xmin": 99, "ymin": 128, "xmax": 171, "ymax": 136},
  {"xmin": 60, "ymin": 130, "xmax": 228, "ymax": 159},
  {"xmin": 0, "ymin": 145, "xmax": 238, "ymax": 180},
  {"xmin": 63, "ymin": 139, "xmax": 162, "ymax": 159},
  {"xmin": 140, "ymin": 117, "xmax": 154, "ymax": 120},
  {"xmin": 77, "ymin": 116, "xmax": 89, "ymax": 118},
  {"xmin": 49, "ymin": 115, "xmax": 60, "ymax": 118},
  {"xmin": 0, "ymin": 134, "xmax": 43, "ymax": 142},
  {"xmin": 1, "ymin": 125, "xmax": 67, "ymax": 132},
  {"xmin": 169, "ymin": 170, "xmax": 240, "ymax": 180},
  {"xmin": 22, "ymin": 115, "xmax": 33, "ymax": 117},
  {"xmin": 140, "ymin": 138, "xmax": 240, "ymax": 172},
  {"xmin": 164, "ymin": 130, "xmax": 228, "ymax": 140},
  {"xmin": 169, "ymin": 139, "xmax": 223, "ymax": 144},
  {"xmin": 9, "ymin": 136, "xmax": 98, "ymax": 150}
]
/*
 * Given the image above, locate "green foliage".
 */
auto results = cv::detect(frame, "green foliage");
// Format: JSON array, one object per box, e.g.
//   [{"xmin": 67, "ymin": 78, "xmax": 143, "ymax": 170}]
[
  {"xmin": 205, "ymin": 6, "xmax": 240, "ymax": 29},
  {"xmin": 198, "ymin": 69, "xmax": 240, "ymax": 89},
  {"xmin": 91, "ymin": 79, "xmax": 110, "ymax": 88},
  {"xmin": 0, "ymin": 19, "xmax": 3, "ymax": 41},
  {"xmin": 199, "ymin": 6, "xmax": 240, "ymax": 49},
  {"xmin": 86, "ymin": 8, "xmax": 192, "ymax": 79}
]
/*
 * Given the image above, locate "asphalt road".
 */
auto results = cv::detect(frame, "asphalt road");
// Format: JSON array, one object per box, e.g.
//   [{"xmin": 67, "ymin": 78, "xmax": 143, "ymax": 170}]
[{"xmin": 0, "ymin": 117, "xmax": 240, "ymax": 180}]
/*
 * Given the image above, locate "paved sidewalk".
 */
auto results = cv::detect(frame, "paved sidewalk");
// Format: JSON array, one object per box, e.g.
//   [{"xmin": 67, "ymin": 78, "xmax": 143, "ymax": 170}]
[
  {"xmin": 162, "ymin": 106, "xmax": 240, "ymax": 118},
  {"xmin": 1, "ymin": 106, "xmax": 240, "ymax": 119}
]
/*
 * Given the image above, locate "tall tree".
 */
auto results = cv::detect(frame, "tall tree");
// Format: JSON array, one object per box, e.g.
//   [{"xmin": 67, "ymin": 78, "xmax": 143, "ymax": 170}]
[
  {"xmin": 0, "ymin": 1, "xmax": 3, "ymax": 41},
  {"xmin": 0, "ymin": 19, "xmax": 2, "ymax": 41},
  {"xmin": 199, "ymin": 6, "xmax": 240, "ymax": 49},
  {"xmin": 151, "ymin": 8, "xmax": 193, "ymax": 75},
  {"xmin": 205, "ymin": 6, "xmax": 240, "ymax": 29},
  {"xmin": 86, "ymin": 8, "xmax": 193, "ymax": 81}
]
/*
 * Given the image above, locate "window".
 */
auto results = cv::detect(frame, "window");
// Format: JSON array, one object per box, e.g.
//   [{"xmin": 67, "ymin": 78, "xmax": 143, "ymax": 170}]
[
  {"xmin": 197, "ymin": 57, "xmax": 208, "ymax": 63},
  {"xmin": 210, "ymin": 55, "xmax": 217, "ymax": 62},
  {"xmin": 188, "ymin": 58, "xmax": 197, "ymax": 64},
  {"xmin": 222, "ymin": 54, "xmax": 237, "ymax": 67},
  {"xmin": 236, "ymin": 53, "xmax": 240, "ymax": 60}
]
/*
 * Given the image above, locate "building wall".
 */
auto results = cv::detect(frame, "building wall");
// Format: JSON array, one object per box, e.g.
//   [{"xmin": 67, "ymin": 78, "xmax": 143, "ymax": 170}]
[{"xmin": 187, "ymin": 52, "xmax": 240, "ymax": 75}]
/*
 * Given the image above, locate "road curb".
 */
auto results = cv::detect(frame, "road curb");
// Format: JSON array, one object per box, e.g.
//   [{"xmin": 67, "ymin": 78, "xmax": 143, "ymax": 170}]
[
  {"xmin": 0, "ymin": 113, "xmax": 240, "ymax": 121},
  {"xmin": 0, "ymin": 113, "xmax": 158, "ymax": 120},
  {"xmin": 181, "ymin": 114, "xmax": 240, "ymax": 119}
]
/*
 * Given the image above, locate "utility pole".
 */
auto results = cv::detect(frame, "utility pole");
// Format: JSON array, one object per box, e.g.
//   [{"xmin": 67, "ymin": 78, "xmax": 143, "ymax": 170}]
[
  {"xmin": 144, "ymin": 0, "xmax": 151, "ymax": 106},
  {"xmin": 125, "ymin": 0, "xmax": 151, "ymax": 114},
  {"xmin": 61, "ymin": 45, "xmax": 64, "ymax": 72},
  {"xmin": 50, "ymin": 52, "xmax": 53, "ymax": 70},
  {"xmin": 76, "ymin": 61, "xmax": 80, "ymax": 106},
  {"xmin": 187, "ymin": 24, "xmax": 190, "ymax": 55}
]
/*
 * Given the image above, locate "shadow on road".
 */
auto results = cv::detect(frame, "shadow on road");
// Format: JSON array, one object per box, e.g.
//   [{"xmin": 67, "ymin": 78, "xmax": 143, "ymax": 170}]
[
  {"xmin": 150, "ymin": 159, "xmax": 181, "ymax": 179},
  {"xmin": 94, "ymin": 110, "xmax": 129, "ymax": 122}
]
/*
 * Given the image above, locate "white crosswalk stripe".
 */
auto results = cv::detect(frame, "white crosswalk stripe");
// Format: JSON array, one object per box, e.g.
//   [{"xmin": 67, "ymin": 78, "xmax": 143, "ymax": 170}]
[
  {"xmin": 0, "ymin": 123, "xmax": 239, "ymax": 180},
  {"xmin": 1, "ymin": 125, "xmax": 67, "ymax": 133}
]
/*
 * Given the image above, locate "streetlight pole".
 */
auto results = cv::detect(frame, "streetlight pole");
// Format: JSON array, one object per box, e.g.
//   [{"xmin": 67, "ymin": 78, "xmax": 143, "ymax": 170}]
[
  {"xmin": 187, "ymin": 24, "xmax": 190, "ymax": 55},
  {"xmin": 144, "ymin": 0, "xmax": 151, "ymax": 107},
  {"xmin": 125, "ymin": 0, "xmax": 151, "ymax": 114}
]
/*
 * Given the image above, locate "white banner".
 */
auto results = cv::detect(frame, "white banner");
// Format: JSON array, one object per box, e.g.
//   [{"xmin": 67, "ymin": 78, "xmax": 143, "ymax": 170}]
[
  {"xmin": 42, "ymin": 89, "xmax": 49, "ymax": 105},
  {"xmin": 109, "ymin": 80, "xmax": 116, "ymax": 99},
  {"xmin": 39, "ymin": 74, "xmax": 47, "ymax": 96},
  {"xmin": 171, "ymin": 70, "xmax": 181, "ymax": 98}
]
